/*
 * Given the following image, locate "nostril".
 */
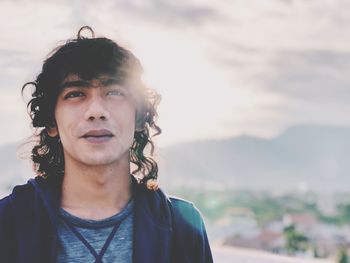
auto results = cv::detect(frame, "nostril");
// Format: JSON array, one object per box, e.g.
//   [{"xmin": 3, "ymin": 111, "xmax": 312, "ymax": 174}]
[{"xmin": 87, "ymin": 115, "xmax": 107, "ymax": 121}]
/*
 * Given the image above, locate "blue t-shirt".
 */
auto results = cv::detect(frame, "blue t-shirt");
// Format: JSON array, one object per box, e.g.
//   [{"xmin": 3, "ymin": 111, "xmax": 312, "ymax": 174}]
[{"xmin": 56, "ymin": 199, "xmax": 134, "ymax": 263}]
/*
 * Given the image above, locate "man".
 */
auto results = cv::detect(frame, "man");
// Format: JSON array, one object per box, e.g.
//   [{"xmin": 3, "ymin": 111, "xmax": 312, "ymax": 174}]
[{"xmin": 0, "ymin": 26, "xmax": 213, "ymax": 263}]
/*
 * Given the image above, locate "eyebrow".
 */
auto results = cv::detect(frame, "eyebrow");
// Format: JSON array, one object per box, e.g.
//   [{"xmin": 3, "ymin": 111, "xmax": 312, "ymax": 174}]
[{"xmin": 60, "ymin": 78, "xmax": 123, "ymax": 89}]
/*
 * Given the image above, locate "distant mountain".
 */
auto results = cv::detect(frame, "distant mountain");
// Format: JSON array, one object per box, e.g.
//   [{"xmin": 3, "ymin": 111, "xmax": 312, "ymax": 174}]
[
  {"xmin": 159, "ymin": 124, "xmax": 350, "ymax": 193},
  {"xmin": 1, "ymin": 124, "xmax": 350, "ymax": 197}
]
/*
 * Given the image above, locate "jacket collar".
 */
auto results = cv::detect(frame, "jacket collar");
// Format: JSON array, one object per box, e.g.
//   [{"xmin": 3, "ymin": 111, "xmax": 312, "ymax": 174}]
[
  {"xmin": 132, "ymin": 181, "xmax": 173, "ymax": 263},
  {"xmin": 27, "ymin": 175, "xmax": 174, "ymax": 263}
]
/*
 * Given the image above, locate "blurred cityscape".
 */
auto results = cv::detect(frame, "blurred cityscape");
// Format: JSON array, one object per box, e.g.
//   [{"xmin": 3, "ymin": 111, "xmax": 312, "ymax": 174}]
[{"xmin": 173, "ymin": 188, "xmax": 349, "ymax": 262}]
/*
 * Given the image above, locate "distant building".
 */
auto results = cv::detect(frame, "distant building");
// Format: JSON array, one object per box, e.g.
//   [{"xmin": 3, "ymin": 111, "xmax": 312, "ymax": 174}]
[
  {"xmin": 283, "ymin": 213, "xmax": 318, "ymax": 232},
  {"xmin": 223, "ymin": 228, "xmax": 285, "ymax": 253}
]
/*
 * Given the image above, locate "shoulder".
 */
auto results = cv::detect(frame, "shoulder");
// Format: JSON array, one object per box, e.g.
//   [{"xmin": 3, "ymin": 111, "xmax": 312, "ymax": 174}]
[
  {"xmin": 168, "ymin": 196, "xmax": 202, "ymax": 220},
  {"xmin": 0, "ymin": 195, "xmax": 15, "ymax": 245},
  {"xmin": 167, "ymin": 195, "xmax": 206, "ymax": 235},
  {"xmin": 139, "ymin": 187, "xmax": 205, "ymax": 230},
  {"xmin": 0, "ymin": 195, "xmax": 12, "ymax": 218},
  {"xmin": 2, "ymin": 181, "xmax": 35, "ymax": 202},
  {"xmin": 0, "ymin": 195, "xmax": 17, "ymax": 260},
  {"xmin": 0, "ymin": 181, "xmax": 37, "ymax": 219}
]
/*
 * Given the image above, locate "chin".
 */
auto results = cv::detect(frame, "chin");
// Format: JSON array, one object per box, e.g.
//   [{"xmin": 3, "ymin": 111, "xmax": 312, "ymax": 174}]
[{"xmin": 82, "ymin": 153, "xmax": 129, "ymax": 166}]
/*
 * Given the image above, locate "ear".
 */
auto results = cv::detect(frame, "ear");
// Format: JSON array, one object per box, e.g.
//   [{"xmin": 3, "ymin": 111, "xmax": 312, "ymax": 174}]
[{"xmin": 47, "ymin": 124, "xmax": 58, "ymax": 137}]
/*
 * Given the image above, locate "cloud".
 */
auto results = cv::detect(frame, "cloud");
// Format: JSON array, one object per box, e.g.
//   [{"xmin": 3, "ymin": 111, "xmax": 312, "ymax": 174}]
[
  {"xmin": 1, "ymin": 0, "xmax": 350, "ymax": 146},
  {"xmin": 0, "ymin": 49, "xmax": 35, "ymax": 91},
  {"xmin": 110, "ymin": 0, "xmax": 221, "ymax": 26},
  {"xmin": 260, "ymin": 49, "xmax": 350, "ymax": 102}
]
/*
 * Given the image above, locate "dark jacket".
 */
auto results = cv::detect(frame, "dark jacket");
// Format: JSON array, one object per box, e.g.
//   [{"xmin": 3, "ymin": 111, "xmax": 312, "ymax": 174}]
[{"xmin": 0, "ymin": 176, "xmax": 213, "ymax": 263}]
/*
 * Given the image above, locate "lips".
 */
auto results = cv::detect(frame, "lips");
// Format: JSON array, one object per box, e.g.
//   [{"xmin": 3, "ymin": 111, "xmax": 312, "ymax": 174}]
[{"xmin": 82, "ymin": 129, "xmax": 114, "ymax": 138}]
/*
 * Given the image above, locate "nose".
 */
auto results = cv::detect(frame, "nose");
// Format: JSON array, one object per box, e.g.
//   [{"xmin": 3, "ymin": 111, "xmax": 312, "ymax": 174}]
[{"xmin": 84, "ymin": 95, "xmax": 110, "ymax": 121}]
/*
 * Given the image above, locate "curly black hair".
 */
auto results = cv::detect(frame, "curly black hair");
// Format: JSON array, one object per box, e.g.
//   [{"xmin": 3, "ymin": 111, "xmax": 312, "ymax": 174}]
[{"xmin": 22, "ymin": 26, "xmax": 161, "ymax": 186}]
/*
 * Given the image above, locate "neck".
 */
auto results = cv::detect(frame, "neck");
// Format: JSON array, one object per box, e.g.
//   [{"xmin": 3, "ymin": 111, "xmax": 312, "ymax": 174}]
[{"xmin": 60, "ymin": 155, "xmax": 132, "ymax": 220}]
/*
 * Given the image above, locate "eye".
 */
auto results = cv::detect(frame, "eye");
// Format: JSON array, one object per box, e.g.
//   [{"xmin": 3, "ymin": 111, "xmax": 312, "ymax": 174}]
[
  {"xmin": 107, "ymin": 89, "xmax": 125, "ymax": 96},
  {"xmin": 63, "ymin": 91, "xmax": 85, "ymax": 99}
]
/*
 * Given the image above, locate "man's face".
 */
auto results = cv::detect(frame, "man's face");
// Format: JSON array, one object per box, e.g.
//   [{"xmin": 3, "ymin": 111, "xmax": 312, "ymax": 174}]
[{"xmin": 48, "ymin": 74, "xmax": 137, "ymax": 168}]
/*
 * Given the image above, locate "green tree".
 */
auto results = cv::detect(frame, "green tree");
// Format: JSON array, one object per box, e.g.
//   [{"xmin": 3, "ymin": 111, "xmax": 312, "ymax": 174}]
[
  {"xmin": 338, "ymin": 204, "xmax": 350, "ymax": 225},
  {"xmin": 337, "ymin": 247, "xmax": 348, "ymax": 263},
  {"xmin": 283, "ymin": 224, "xmax": 309, "ymax": 255}
]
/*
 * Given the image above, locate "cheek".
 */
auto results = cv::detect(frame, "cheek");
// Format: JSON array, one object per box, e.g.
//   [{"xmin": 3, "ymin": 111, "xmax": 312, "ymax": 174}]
[
  {"xmin": 55, "ymin": 108, "xmax": 77, "ymax": 138},
  {"xmin": 114, "ymin": 103, "xmax": 137, "ymax": 126},
  {"xmin": 119, "ymin": 111, "xmax": 136, "ymax": 132}
]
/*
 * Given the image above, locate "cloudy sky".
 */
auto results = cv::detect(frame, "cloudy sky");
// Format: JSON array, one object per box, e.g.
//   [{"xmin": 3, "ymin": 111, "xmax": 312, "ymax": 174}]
[{"xmin": 1, "ymin": 0, "xmax": 349, "ymax": 146}]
